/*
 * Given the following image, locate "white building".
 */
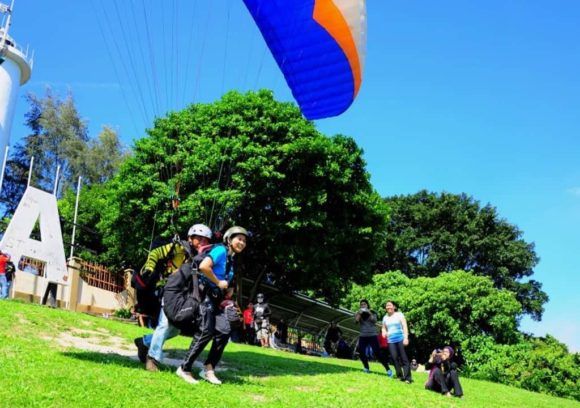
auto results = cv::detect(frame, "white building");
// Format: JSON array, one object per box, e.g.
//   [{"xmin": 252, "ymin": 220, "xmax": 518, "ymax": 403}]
[{"xmin": 0, "ymin": 1, "xmax": 32, "ymax": 160}]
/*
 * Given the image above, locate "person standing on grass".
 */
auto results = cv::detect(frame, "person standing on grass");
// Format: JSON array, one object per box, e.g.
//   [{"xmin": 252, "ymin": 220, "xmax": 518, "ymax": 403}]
[
  {"xmin": 324, "ymin": 322, "xmax": 343, "ymax": 355},
  {"xmin": 243, "ymin": 302, "xmax": 255, "ymax": 345},
  {"xmin": 5, "ymin": 261, "xmax": 15, "ymax": 298},
  {"xmin": 382, "ymin": 300, "xmax": 413, "ymax": 383},
  {"xmin": 0, "ymin": 251, "xmax": 11, "ymax": 299},
  {"xmin": 377, "ymin": 331, "xmax": 393, "ymax": 377},
  {"xmin": 176, "ymin": 226, "xmax": 248, "ymax": 385},
  {"xmin": 354, "ymin": 299, "xmax": 391, "ymax": 375},
  {"xmin": 134, "ymin": 224, "xmax": 212, "ymax": 371},
  {"xmin": 253, "ymin": 293, "xmax": 272, "ymax": 347}
]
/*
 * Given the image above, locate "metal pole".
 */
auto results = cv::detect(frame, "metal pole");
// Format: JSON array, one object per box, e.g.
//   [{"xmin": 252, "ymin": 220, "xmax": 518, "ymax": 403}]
[
  {"xmin": 53, "ymin": 165, "xmax": 60, "ymax": 195},
  {"xmin": 0, "ymin": 145, "xmax": 8, "ymax": 194},
  {"xmin": 27, "ymin": 156, "xmax": 33, "ymax": 186},
  {"xmin": 69, "ymin": 176, "xmax": 82, "ymax": 259}
]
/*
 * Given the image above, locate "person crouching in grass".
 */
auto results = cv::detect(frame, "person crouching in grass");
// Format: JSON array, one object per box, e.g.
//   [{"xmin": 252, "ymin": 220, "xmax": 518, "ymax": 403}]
[{"xmin": 425, "ymin": 346, "xmax": 464, "ymax": 398}]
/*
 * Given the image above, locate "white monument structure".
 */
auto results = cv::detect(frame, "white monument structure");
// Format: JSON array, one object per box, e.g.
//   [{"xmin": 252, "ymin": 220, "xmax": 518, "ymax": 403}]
[
  {"xmin": 0, "ymin": 0, "xmax": 32, "ymax": 157},
  {"xmin": 1, "ymin": 186, "xmax": 69, "ymax": 284}
]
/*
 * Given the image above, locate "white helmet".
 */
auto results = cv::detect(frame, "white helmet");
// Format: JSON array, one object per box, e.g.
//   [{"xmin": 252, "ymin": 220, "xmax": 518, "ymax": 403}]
[
  {"xmin": 187, "ymin": 224, "xmax": 212, "ymax": 239},
  {"xmin": 223, "ymin": 226, "xmax": 249, "ymax": 243}
]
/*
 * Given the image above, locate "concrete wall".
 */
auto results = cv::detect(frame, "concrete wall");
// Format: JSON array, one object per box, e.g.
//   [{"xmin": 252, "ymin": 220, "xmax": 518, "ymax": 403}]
[
  {"xmin": 10, "ymin": 259, "xmax": 135, "ymax": 314},
  {"xmin": 11, "ymin": 269, "xmax": 70, "ymax": 307}
]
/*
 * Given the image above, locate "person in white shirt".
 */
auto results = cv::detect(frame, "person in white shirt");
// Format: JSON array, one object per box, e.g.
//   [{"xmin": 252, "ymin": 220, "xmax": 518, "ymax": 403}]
[{"xmin": 382, "ymin": 300, "xmax": 412, "ymax": 383}]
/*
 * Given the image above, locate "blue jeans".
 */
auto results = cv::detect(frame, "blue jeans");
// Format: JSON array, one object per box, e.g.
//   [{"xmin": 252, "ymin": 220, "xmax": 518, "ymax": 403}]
[
  {"xmin": 0, "ymin": 275, "xmax": 8, "ymax": 299},
  {"xmin": 143, "ymin": 308, "xmax": 179, "ymax": 362}
]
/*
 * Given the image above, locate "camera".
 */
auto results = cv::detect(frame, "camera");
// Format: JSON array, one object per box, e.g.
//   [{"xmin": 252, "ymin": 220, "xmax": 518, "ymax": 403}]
[{"xmin": 359, "ymin": 307, "xmax": 371, "ymax": 320}]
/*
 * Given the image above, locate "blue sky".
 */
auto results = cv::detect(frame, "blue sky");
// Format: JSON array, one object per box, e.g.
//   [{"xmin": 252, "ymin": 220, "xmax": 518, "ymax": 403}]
[{"xmin": 7, "ymin": 1, "xmax": 580, "ymax": 351}]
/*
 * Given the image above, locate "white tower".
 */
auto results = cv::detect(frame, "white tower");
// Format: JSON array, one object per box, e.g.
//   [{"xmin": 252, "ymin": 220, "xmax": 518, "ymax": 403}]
[{"xmin": 0, "ymin": 1, "xmax": 32, "ymax": 158}]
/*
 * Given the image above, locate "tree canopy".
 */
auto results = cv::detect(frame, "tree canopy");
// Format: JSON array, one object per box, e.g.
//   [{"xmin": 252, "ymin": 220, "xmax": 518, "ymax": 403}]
[
  {"xmin": 1, "ymin": 90, "xmax": 127, "ymax": 217},
  {"xmin": 96, "ymin": 90, "xmax": 388, "ymax": 303},
  {"xmin": 378, "ymin": 190, "xmax": 547, "ymax": 320}
]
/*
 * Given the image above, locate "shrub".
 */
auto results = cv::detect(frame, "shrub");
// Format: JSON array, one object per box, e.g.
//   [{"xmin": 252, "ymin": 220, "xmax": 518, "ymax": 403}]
[
  {"xmin": 113, "ymin": 308, "xmax": 132, "ymax": 319},
  {"xmin": 462, "ymin": 335, "xmax": 580, "ymax": 401}
]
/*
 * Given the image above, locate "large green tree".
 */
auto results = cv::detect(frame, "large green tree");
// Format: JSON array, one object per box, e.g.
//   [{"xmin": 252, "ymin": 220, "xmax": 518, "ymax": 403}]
[
  {"xmin": 22, "ymin": 90, "xmax": 88, "ymax": 192},
  {"xmin": 1, "ymin": 90, "xmax": 126, "ymax": 217},
  {"xmin": 344, "ymin": 270, "xmax": 522, "ymax": 360},
  {"xmin": 98, "ymin": 90, "xmax": 388, "ymax": 303},
  {"xmin": 379, "ymin": 191, "xmax": 547, "ymax": 320}
]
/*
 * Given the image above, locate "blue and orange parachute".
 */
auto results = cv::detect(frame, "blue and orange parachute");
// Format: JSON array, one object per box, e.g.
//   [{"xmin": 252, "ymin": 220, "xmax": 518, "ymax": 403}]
[{"xmin": 243, "ymin": 0, "xmax": 367, "ymax": 120}]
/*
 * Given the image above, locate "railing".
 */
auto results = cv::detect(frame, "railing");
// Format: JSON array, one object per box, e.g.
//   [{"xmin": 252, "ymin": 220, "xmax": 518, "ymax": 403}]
[
  {"xmin": 78, "ymin": 260, "xmax": 125, "ymax": 294},
  {"xmin": 0, "ymin": 29, "xmax": 34, "ymax": 67}
]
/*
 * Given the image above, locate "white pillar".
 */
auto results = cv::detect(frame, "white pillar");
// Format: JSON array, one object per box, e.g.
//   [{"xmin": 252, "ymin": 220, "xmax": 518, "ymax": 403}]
[{"xmin": 69, "ymin": 176, "xmax": 82, "ymax": 259}]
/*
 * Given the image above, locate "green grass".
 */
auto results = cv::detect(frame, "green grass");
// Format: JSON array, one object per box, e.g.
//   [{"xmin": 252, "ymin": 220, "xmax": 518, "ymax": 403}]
[{"xmin": 0, "ymin": 300, "xmax": 577, "ymax": 408}]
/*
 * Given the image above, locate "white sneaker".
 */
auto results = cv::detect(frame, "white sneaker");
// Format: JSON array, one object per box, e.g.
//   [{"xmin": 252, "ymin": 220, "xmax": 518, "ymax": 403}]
[
  {"xmin": 176, "ymin": 367, "xmax": 198, "ymax": 384},
  {"xmin": 199, "ymin": 369, "xmax": 222, "ymax": 385}
]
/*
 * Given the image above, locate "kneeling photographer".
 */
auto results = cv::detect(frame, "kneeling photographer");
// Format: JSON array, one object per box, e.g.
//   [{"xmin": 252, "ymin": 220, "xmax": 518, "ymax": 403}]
[
  {"xmin": 424, "ymin": 346, "xmax": 464, "ymax": 398},
  {"xmin": 355, "ymin": 299, "xmax": 391, "ymax": 375}
]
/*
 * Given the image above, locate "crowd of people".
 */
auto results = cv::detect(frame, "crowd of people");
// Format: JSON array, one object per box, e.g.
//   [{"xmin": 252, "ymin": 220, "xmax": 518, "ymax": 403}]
[
  {"xmin": 348, "ymin": 298, "xmax": 463, "ymax": 398},
  {"xmin": 0, "ymin": 218, "xmax": 463, "ymax": 397},
  {"xmin": 127, "ymin": 222, "xmax": 464, "ymax": 396}
]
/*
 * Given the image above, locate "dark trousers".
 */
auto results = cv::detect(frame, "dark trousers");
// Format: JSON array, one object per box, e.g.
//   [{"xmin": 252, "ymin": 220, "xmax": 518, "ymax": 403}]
[
  {"xmin": 182, "ymin": 299, "xmax": 216, "ymax": 372},
  {"xmin": 358, "ymin": 336, "xmax": 390, "ymax": 372},
  {"xmin": 426, "ymin": 367, "xmax": 464, "ymax": 396},
  {"xmin": 203, "ymin": 331, "xmax": 230, "ymax": 368},
  {"xmin": 182, "ymin": 297, "xmax": 231, "ymax": 372},
  {"xmin": 324, "ymin": 339, "xmax": 336, "ymax": 354},
  {"xmin": 42, "ymin": 283, "xmax": 58, "ymax": 307},
  {"xmin": 245, "ymin": 324, "xmax": 255, "ymax": 345},
  {"xmin": 388, "ymin": 341, "xmax": 412, "ymax": 381}
]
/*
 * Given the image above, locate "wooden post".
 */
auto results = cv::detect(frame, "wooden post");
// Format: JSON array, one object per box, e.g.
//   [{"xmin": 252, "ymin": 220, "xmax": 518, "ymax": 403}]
[{"xmin": 67, "ymin": 258, "xmax": 81, "ymax": 312}]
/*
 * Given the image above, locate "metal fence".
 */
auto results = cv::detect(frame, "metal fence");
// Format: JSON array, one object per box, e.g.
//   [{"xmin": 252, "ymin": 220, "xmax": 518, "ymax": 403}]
[{"xmin": 78, "ymin": 259, "xmax": 125, "ymax": 293}]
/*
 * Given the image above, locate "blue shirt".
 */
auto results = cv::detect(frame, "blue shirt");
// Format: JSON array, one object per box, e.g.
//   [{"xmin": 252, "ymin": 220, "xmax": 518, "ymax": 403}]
[
  {"xmin": 382, "ymin": 312, "xmax": 405, "ymax": 344},
  {"xmin": 206, "ymin": 244, "xmax": 233, "ymax": 286}
]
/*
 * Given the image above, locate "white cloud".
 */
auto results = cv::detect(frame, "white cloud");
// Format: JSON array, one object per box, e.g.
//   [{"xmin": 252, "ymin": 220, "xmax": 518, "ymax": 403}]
[
  {"xmin": 30, "ymin": 81, "xmax": 120, "ymax": 90},
  {"xmin": 566, "ymin": 187, "xmax": 580, "ymax": 197}
]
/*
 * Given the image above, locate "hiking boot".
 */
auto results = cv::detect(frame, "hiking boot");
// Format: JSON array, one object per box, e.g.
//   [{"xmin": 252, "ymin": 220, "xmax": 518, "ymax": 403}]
[
  {"xmin": 134, "ymin": 337, "xmax": 149, "ymax": 364},
  {"xmin": 145, "ymin": 356, "xmax": 160, "ymax": 372},
  {"xmin": 176, "ymin": 366, "xmax": 198, "ymax": 384},
  {"xmin": 199, "ymin": 369, "xmax": 222, "ymax": 385}
]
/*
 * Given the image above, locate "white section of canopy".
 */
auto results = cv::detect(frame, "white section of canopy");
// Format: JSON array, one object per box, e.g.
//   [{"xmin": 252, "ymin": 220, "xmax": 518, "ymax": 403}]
[{"xmin": 331, "ymin": 0, "xmax": 367, "ymax": 73}]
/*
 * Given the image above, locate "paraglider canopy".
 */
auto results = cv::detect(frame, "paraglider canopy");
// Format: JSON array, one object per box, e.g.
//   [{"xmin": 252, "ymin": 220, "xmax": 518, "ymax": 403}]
[{"xmin": 243, "ymin": 0, "xmax": 367, "ymax": 120}]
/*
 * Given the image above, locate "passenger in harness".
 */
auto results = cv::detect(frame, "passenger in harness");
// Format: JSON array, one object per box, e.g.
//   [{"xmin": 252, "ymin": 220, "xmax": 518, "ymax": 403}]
[
  {"xmin": 131, "ymin": 233, "xmax": 193, "ymax": 327},
  {"xmin": 133, "ymin": 224, "xmax": 212, "ymax": 371},
  {"xmin": 176, "ymin": 226, "xmax": 248, "ymax": 385}
]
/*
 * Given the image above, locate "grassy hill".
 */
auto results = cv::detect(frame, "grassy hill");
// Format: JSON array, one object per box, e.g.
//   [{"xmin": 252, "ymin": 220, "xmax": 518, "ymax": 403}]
[{"xmin": 0, "ymin": 300, "xmax": 577, "ymax": 408}]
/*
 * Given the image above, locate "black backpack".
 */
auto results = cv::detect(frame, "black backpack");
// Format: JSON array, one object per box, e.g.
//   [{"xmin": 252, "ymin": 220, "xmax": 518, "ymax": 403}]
[
  {"xmin": 5, "ymin": 261, "xmax": 15, "ymax": 282},
  {"xmin": 162, "ymin": 245, "xmax": 216, "ymax": 333}
]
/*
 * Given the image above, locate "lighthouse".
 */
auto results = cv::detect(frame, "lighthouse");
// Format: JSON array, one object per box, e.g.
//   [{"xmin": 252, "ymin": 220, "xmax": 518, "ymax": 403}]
[{"xmin": 0, "ymin": 0, "xmax": 32, "ymax": 159}]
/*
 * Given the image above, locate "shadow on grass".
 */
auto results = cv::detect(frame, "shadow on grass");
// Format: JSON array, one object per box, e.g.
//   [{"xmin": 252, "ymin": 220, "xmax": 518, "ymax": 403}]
[
  {"xmin": 61, "ymin": 350, "xmax": 197, "ymax": 375},
  {"xmin": 61, "ymin": 348, "xmax": 363, "ymax": 380}
]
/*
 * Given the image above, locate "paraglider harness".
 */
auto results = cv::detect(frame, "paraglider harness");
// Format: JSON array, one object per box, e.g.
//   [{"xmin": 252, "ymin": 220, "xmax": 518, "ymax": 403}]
[
  {"xmin": 130, "ymin": 236, "xmax": 186, "ymax": 292},
  {"xmin": 162, "ymin": 244, "xmax": 234, "ymax": 334}
]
